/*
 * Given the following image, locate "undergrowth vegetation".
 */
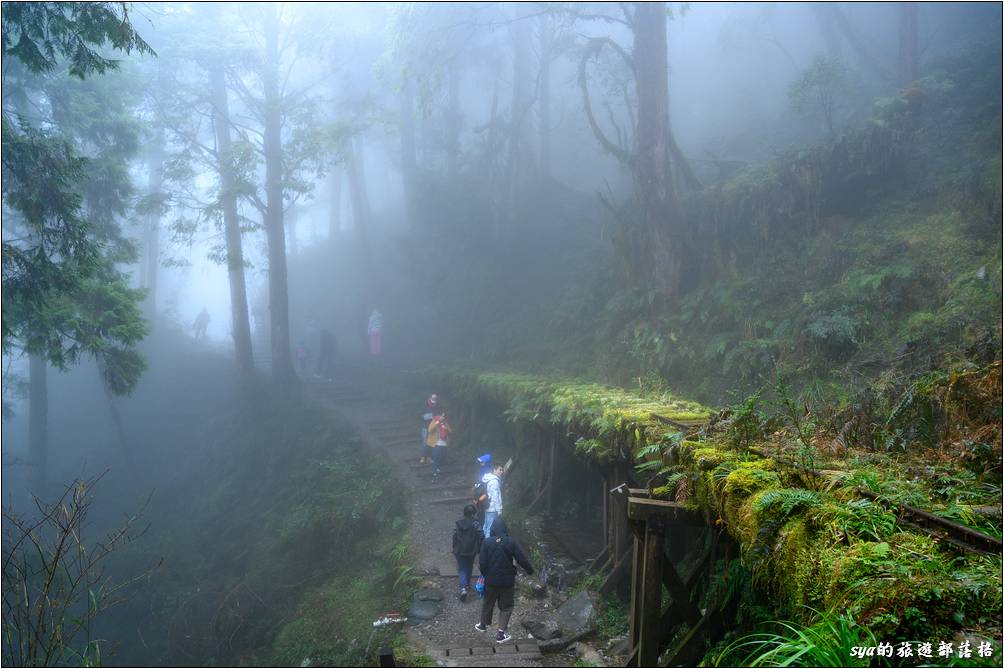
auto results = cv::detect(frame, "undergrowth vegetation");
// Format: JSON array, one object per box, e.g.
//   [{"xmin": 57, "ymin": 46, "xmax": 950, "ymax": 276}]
[
  {"xmin": 101, "ymin": 389, "xmax": 410, "ymax": 667},
  {"xmin": 421, "ymin": 45, "xmax": 1001, "ymax": 667},
  {"xmin": 579, "ymin": 48, "xmax": 1001, "ymax": 406}
]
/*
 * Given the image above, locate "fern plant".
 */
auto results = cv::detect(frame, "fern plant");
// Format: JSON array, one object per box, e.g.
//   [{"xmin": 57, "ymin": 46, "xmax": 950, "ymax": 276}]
[{"xmin": 754, "ymin": 489, "xmax": 821, "ymax": 520}]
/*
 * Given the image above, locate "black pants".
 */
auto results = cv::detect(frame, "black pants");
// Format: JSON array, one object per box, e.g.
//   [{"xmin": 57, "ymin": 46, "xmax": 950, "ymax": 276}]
[{"xmin": 480, "ymin": 584, "xmax": 514, "ymax": 631}]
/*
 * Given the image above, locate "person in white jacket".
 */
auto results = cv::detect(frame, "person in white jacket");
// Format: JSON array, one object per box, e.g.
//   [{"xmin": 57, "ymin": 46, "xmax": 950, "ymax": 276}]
[{"xmin": 481, "ymin": 465, "xmax": 504, "ymax": 538}]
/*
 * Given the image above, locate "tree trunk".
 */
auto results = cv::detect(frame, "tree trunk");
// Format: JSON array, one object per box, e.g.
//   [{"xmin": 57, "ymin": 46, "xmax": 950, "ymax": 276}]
[
  {"xmin": 329, "ymin": 167, "xmax": 342, "ymax": 238},
  {"xmin": 633, "ymin": 2, "xmax": 684, "ymax": 293},
  {"xmin": 830, "ymin": 4, "xmax": 893, "ymax": 82},
  {"xmin": 506, "ymin": 16, "xmax": 535, "ymax": 190},
  {"xmin": 446, "ymin": 61, "xmax": 461, "ymax": 176},
  {"xmin": 811, "ymin": 4, "xmax": 844, "ymax": 61},
  {"xmin": 287, "ymin": 204, "xmax": 299, "ymax": 257},
  {"xmin": 28, "ymin": 354, "xmax": 47, "ymax": 497},
  {"xmin": 143, "ymin": 135, "xmax": 163, "ymax": 323},
  {"xmin": 537, "ymin": 16, "xmax": 552, "ymax": 180},
  {"xmin": 345, "ymin": 137, "xmax": 372, "ymax": 250},
  {"xmin": 898, "ymin": 3, "xmax": 919, "ymax": 86},
  {"xmin": 488, "ymin": 76, "xmax": 504, "ymax": 243},
  {"xmin": 262, "ymin": 10, "xmax": 295, "ymax": 384},
  {"xmin": 209, "ymin": 63, "xmax": 255, "ymax": 377},
  {"xmin": 400, "ymin": 75, "xmax": 418, "ymax": 222}
]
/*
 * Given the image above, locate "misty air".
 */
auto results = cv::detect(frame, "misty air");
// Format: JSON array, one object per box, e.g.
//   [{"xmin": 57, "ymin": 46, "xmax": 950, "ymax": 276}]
[{"xmin": 1, "ymin": 2, "xmax": 1002, "ymax": 667}]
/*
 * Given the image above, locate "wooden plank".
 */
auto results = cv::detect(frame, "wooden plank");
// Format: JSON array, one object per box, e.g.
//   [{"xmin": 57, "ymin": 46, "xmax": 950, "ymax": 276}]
[
  {"xmin": 547, "ymin": 436, "xmax": 556, "ymax": 513},
  {"xmin": 598, "ymin": 547, "xmax": 631, "ymax": 595},
  {"xmin": 628, "ymin": 497, "xmax": 705, "ymax": 525},
  {"xmin": 589, "ymin": 544, "xmax": 610, "ymax": 574},
  {"xmin": 628, "ymin": 533, "xmax": 642, "ymax": 655},
  {"xmin": 660, "ymin": 559, "xmax": 702, "ymax": 626},
  {"xmin": 625, "ymin": 643, "xmax": 639, "ymax": 667},
  {"xmin": 661, "ymin": 610, "xmax": 711, "ymax": 667},
  {"xmin": 660, "ymin": 545, "xmax": 714, "ymax": 644},
  {"xmin": 638, "ymin": 524, "xmax": 665, "ymax": 667},
  {"xmin": 602, "ymin": 473, "xmax": 610, "ymax": 552},
  {"xmin": 661, "ymin": 565, "xmax": 740, "ymax": 667}
]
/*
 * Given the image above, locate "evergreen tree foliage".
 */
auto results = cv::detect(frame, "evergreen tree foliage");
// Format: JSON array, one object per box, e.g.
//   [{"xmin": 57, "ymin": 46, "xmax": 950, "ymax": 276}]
[{"xmin": 2, "ymin": 2, "xmax": 151, "ymax": 392}]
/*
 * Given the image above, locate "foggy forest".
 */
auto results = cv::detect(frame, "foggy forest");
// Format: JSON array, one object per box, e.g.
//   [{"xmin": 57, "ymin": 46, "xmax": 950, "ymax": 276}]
[{"xmin": 1, "ymin": 2, "xmax": 1001, "ymax": 667}]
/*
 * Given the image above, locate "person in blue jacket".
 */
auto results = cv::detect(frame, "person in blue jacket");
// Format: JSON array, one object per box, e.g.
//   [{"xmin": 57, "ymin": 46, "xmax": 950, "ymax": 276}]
[
  {"xmin": 473, "ymin": 517, "xmax": 534, "ymax": 644},
  {"xmin": 477, "ymin": 453, "xmax": 493, "ymax": 479}
]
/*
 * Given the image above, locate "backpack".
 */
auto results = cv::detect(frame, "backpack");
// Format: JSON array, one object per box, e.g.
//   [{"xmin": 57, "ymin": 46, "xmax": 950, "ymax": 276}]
[
  {"xmin": 453, "ymin": 521, "xmax": 481, "ymax": 557},
  {"xmin": 472, "ymin": 481, "xmax": 487, "ymax": 509}
]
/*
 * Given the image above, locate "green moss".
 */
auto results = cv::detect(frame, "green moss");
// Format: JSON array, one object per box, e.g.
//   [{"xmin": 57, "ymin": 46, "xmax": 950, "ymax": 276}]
[
  {"xmin": 722, "ymin": 461, "xmax": 780, "ymax": 496},
  {"xmin": 692, "ymin": 447, "xmax": 728, "ymax": 470},
  {"xmin": 431, "ymin": 367, "xmax": 712, "ymax": 461},
  {"xmin": 772, "ymin": 518, "xmax": 814, "ymax": 611}
]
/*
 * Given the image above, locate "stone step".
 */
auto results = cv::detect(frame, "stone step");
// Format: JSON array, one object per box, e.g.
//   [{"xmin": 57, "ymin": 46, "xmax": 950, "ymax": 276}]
[
  {"xmin": 369, "ymin": 421, "xmax": 416, "ymax": 430},
  {"xmin": 427, "ymin": 641, "xmax": 541, "ymax": 665},
  {"xmin": 428, "ymin": 496, "xmax": 474, "ymax": 506},
  {"xmin": 409, "ymin": 462, "xmax": 464, "ymax": 472},
  {"xmin": 379, "ymin": 435, "xmax": 419, "ymax": 444},
  {"xmin": 419, "ymin": 484, "xmax": 472, "ymax": 494}
]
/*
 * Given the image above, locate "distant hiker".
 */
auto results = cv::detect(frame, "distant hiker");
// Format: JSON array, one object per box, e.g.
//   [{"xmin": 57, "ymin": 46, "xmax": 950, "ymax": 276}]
[
  {"xmin": 452, "ymin": 504, "xmax": 483, "ymax": 602},
  {"xmin": 295, "ymin": 340, "xmax": 308, "ymax": 373},
  {"xmin": 317, "ymin": 328, "xmax": 337, "ymax": 380},
  {"xmin": 474, "ymin": 517, "xmax": 534, "ymax": 644},
  {"xmin": 426, "ymin": 410, "xmax": 451, "ymax": 479},
  {"xmin": 367, "ymin": 307, "xmax": 383, "ymax": 356},
  {"xmin": 420, "ymin": 394, "xmax": 438, "ymax": 464},
  {"xmin": 481, "ymin": 464, "xmax": 504, "ymax": 538},
  {"xmin": 192, "ymin": 307, "xmax": 210, "ymax": 340}
]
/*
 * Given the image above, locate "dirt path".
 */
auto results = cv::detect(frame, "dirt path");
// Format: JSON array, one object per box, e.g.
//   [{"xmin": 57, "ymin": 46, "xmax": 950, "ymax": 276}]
[{"xmin": 308, "ymin": 364, "xmax": 560, "ymax": 667}]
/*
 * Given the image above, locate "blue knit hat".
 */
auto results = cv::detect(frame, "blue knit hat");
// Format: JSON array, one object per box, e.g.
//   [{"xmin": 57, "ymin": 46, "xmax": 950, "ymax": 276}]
[{"xmin": 477, "ymin": 453, "xmax": 492, "ymax": 464}]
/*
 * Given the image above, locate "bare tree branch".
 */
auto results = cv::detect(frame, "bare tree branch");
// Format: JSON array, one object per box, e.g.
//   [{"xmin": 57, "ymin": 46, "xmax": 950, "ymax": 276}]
[{"xmin": 578, "ymin": 38, "xmax": 633, "ymax": 165}]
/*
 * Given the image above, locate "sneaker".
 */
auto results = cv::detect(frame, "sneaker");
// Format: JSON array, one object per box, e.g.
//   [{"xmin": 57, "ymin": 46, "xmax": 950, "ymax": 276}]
[
  {"xmin": 474, "ymin": 623, "xmax": 488, "ymax": 633},
  {"xmin": 495, "ymin": 630, "xmax": 512, "ymax": 644},
  {"xmin": 459, "ymin": 588, "xmax": 468, "ymax": 602}
]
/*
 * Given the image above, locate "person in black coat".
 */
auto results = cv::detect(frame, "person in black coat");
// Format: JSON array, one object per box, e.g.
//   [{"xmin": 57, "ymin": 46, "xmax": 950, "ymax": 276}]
[
  {"xmin": 474, "ymin": 517, "xmax": 534, "ymax": 644},
  {"xmin": 452, "ymin": 504, "xmax": 482, "ymax": 602}
]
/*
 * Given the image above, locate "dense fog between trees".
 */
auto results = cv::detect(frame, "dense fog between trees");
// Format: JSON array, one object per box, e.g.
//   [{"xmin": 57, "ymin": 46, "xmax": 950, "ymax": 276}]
[{"xmin": 2, "ymin": 2, "xmax": 1001, "ymax": 666}]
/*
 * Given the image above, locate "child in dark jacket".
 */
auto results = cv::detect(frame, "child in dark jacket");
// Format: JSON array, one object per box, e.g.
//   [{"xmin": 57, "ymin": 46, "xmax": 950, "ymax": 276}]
[
  {"xmin": 474, "ymin": 517, "xmax": 534, "ymax": 644},
  {"xmin": 452, "ymin": 504, "xmax": 483, "ymax": 602}
]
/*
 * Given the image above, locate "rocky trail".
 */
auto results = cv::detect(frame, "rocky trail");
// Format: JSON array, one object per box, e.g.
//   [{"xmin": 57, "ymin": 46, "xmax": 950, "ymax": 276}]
[{"xmin": 308, "ymin": 365, "xmax": 616, "ymax": 667}]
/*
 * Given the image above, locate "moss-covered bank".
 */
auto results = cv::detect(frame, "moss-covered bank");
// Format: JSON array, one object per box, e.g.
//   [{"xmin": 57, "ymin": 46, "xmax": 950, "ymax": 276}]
[
  {"xmin": 428, "ymin": 366, "xmax": 1002, "ymax": 660},
  {"xmin": 429, "ymin": 368, "xmax": 711, "ymax": 462}
]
